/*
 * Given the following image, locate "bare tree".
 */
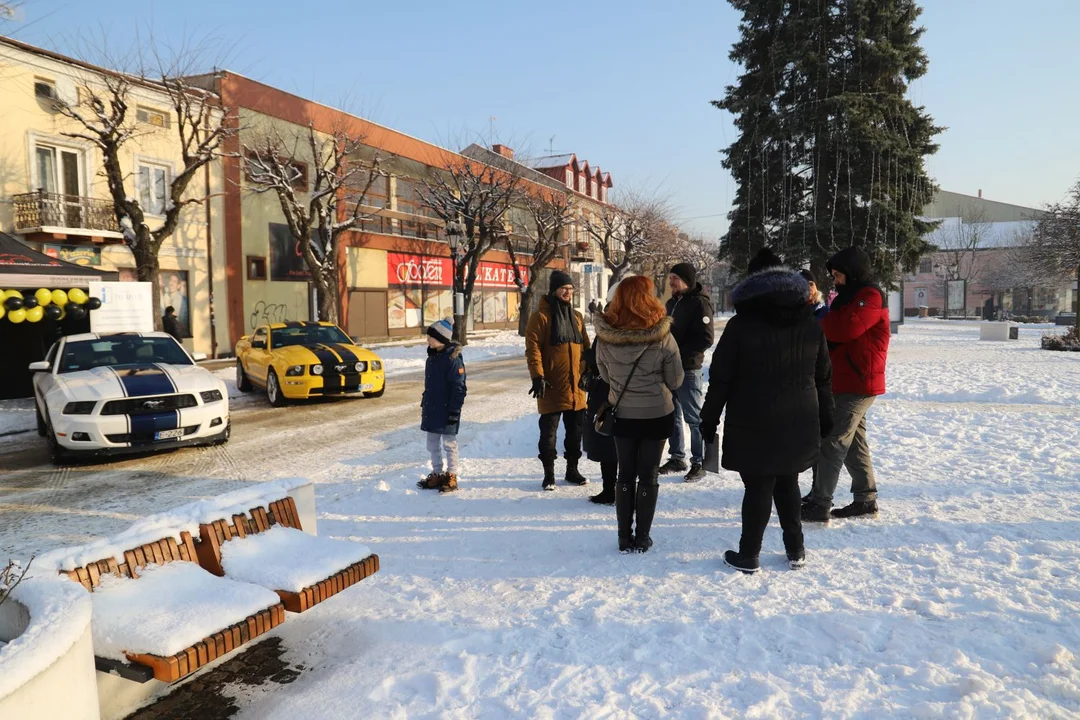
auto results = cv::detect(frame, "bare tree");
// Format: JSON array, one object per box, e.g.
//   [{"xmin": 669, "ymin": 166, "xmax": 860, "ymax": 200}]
[
  {"xmin": 244, "ymin": 124, "xmax": 385, "ymax": 324},
  {"xmin": 1031, "ymin": 179, "xmax": 1080, "ymax": 333},
  {"xmin": 503, "ymin": 192, "xmax": 573, "ymax": 336},
  {"xmin": 56, "ymin": 47, "xmax": 232, "ymax": 329},
  {"xmin": 928, "ymin": 203, "xmax": 994, "ymax": 317},
  {"xmin": 0, "ymin": 556, "xmax": 33, "ymax": 613},
  {"xmin": 582, "ymin": 192, "xmax": 669, "ymax": 285},
  {"xmin": 418, "ymin": 154, "xmax": 523, "ymax": 345}
]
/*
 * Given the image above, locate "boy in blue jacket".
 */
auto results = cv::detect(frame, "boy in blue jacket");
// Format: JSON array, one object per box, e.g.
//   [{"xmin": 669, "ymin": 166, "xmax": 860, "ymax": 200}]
[{"xmin": 417, "ymin": 319, "xmax": 467, "ymax": 493}]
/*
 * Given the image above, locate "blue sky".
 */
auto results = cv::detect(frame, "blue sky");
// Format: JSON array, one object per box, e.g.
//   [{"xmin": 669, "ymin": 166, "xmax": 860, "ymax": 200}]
[{"xmin": 8, "ymin": 0, "xmax": 1080, "ymax": 237}]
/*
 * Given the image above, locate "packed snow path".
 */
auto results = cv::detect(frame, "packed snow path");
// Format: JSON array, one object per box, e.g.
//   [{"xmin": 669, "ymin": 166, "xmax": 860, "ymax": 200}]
[{"xmin": 5, "ymin": 321, "xmax": 1080, "ymax": 717}]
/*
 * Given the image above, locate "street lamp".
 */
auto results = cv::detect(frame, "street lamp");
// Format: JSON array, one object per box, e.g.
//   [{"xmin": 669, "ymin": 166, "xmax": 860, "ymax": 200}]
[{"xmin": 445, "ymin": 219, "xmax": 465, "ymax": 318}]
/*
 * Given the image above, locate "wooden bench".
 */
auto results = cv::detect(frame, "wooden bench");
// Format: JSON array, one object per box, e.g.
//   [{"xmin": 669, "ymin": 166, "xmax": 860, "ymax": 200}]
[
  {"xmin": 194, "ymin": 496, "xmax": 380, "ymax": 613},
  {"xmin": 62, "ymin": 531, "xmax": 286, "ymax": 683}
]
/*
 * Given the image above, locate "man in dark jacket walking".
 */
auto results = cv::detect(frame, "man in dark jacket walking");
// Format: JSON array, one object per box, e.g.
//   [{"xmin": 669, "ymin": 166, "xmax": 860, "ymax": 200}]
[
  {"xmin": 659, "ymin": 263, "xmax": 715, "ymax": 482},
  {"xmin": 163, "ymin": 306, "xmax": 182, "ymax": 341},
  {"xmin": 803, "ymin": 246, "xmax": 890, "ymax": 523}
]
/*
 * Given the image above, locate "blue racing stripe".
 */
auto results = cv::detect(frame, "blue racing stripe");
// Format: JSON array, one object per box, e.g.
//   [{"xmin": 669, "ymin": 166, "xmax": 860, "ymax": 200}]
[
  {"xmin": 129, "ymin": 410, "xmax": 180, "ymax": 437},
  {"xmin": 116, "ymin": 364, "xmax": 175, "ymax": 397}
]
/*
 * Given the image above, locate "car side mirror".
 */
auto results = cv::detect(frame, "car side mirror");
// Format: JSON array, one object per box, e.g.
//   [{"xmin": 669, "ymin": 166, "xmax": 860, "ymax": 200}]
[
  {"xmin": 191, "ymin": 352, "xmax": 208, "ymax": 361},
  {"xmin": 252, "ymin": 340, "xmax": 266, "ymax": 350},
  {"xmin": 28, "ymin": 361, "xmax": 51, "ymax": 372}
]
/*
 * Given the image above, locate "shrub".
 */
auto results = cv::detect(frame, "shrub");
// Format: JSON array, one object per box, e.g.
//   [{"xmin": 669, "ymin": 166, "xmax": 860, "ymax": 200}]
[{"xmin": 1042, "ymin": 326, "xmax": 1080, "ymax": 352}]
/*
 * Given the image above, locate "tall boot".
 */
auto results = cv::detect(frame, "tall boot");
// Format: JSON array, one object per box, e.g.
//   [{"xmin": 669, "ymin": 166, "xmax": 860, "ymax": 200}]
[
  {"xmin": 633, "ymin": 484, "xmax": 659, "ymax": 552},
  {"xmin": 615, "ymin": 480, "xmax": 636, "ymax": 552},
  {"xmin": 541, "ymin": 457, "xmax": 556, "ymax": 491},
  {"xmin": 589, "ymin": 460, "xmax": 617, "ymax": 505},
  {"xmin": 564, "ymin": 456, "xmax": 589, "ymax": 486}
]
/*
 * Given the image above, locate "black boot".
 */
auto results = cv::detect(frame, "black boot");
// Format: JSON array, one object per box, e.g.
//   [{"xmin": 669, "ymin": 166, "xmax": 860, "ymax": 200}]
[
  {"xmin": 633, "ymin": 484, "xmax": 659, "ymax": 552},
  {"xmin": 589, "ymin": 460, "xmax": 617, "ymax": 505},
  {"xmin": 615, "ymin": 480, "xmax": 636, "ymax": 552},
  {"xmin": 724, "ymin": 550, "xmax": 760, "ymax": 574},
  {"xmin": 564, "ymin": 456, "xmax": 589, "ymax": 486},
  {"xmin": 541, "ymin": 458, "xmax": 556, "ymax": 491}
]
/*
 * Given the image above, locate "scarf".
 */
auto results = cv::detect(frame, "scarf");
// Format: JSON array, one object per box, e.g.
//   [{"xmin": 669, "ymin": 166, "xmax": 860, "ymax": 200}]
[{"xmin": 548, "ymin": 294, "xmax": 583, "ymax": 346}]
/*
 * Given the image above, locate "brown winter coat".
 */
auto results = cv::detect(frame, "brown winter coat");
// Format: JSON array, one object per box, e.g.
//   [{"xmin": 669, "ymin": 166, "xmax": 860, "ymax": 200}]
[
  {"xmin": 525, "ymin": 295, "xmax": 591, "ymax": 415},
  {"xmin": 594, "ymin": 314, "xmax": 684, "ymax": 419}
]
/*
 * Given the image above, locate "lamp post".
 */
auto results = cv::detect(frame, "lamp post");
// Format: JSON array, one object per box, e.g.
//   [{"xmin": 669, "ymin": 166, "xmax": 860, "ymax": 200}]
[{"xmin": 445, "ymin": 220, "xmax": 466, "ymax": 331}]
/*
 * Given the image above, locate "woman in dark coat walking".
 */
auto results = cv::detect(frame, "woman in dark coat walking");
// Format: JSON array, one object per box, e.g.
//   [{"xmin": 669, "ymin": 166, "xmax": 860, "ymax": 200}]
[{"xmin": 700, "ymin": 249, "xmax": 834, "ymax": 573}]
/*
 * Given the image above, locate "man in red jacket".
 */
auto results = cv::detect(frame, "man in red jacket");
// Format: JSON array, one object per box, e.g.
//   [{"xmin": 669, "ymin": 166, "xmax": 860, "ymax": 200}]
[{"xmin": 803, "ymin": 246, "xmax": 890, "ymax": 523}]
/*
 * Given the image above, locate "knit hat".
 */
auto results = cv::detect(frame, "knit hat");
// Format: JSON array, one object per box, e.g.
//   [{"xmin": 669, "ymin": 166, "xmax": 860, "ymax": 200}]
[
  {"xmin": 549, "ymin": 270, "xmax": 574, "ymax": 293},
  {"xmin": 798, "ymin": 268, "xmax": 816, "ymax": 285},
  {"xmin": 825, "ymin": 246, "xmax": 873, "ymax": 285},
  {"xmin": 426, "ymin": 318, "xmax": 454, "ymax": 344},
  {"xmin": 669, "ymin": 262, "xmax": 697, "ymax": 287},
  {"xmin": 746, "ymin": 247, "xmax": 784, "ymax": 274}
]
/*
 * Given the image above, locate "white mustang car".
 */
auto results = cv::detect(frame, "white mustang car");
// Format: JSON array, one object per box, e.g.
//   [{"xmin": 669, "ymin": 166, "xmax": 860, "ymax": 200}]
[{"xmin": 30, "ymin": 332, "xmax": 230, "ymax": 463}]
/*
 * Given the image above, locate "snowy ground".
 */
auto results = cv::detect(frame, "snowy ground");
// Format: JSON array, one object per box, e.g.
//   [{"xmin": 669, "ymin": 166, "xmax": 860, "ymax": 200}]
[{"xmin": 6, "ymin": 321, "xmax": 1080, "ymax": 717}]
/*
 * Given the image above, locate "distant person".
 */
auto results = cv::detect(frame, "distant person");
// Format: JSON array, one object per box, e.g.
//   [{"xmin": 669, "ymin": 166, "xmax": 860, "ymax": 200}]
[
  {"xmin": 589, "ymin": 299, "xmax": 598, "ymax": 315},
  {"xmin": 700, "ymin": 248, "xmax": 833, "ymax": 574},
  {"xmin": 595, "ymin": 276, "xmax": 684, "ymax": 553},
  {"xmin": 659, "ymin": 263, "xmax": 715, "ymax": 482},
  {"xmin": 526, "ymin": 270, "xmax": 591, "ymax": 491},
  {"xmin": 800, "ymin": 269, "xmax": 830, "ymax": 320},
  {"xmin": 803, "ymin": 246, "xmax": 890, "ymax": 524},
  {"xmin": 163, "ymin": 306, "xmax": 182, "ymax": 341},
  {"xmin": 417, "ymin": 319, "xmax": 467, "ymax": 493}
]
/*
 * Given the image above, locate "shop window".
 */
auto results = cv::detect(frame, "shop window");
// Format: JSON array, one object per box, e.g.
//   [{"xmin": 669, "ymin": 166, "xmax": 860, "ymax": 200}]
[
  {"xmin": 423, "ymin": 287, "xmax": 453, "ymax": 326},
  {"xmin": 388, "ymin": 288, "xmax": 423, "ymax": 329},
  {"xmin": 247, "ymin": 255, "xmax": 267, "ymax": 280}
]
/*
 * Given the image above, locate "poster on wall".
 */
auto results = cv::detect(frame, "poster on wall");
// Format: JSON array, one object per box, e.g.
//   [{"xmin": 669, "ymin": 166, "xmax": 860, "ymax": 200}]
[
  {"xmin": 946, "ymin": 279, "xmax": 966, "ymax": 313},
  {"xmin": 89, "ymin": 281, "xmax": 154, "ymax": 333},
  {"xmin": 269, "ymin": 222, "xmax": 311, "ymax": 281},
  {"xmin": 423, "ymin": 288, "xmax": 452, "ymax": 325},
  {"xmin": 160, "ymin": 270, "xmax": 191, "ymax": 337}
]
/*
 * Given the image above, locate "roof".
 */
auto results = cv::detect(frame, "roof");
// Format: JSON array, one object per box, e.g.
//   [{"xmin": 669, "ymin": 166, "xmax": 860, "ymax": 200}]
[
  {"xmin": 65, "ymin": 332, "xmax": 171, "ymax": 342},
  {"xmin": 460, "ymin": 145, "xmax": 567, "ymax": 193},
  {"xmin": 528, "ymin": 154, "xmax": 577, "ymax": 170},
  {"xmin": 924, "ymin": 217, "xmax": 1038, "ymax": 250},
  {"xmin": 0, "ymin": 232, "xmax": 118, "ymax": 287}
]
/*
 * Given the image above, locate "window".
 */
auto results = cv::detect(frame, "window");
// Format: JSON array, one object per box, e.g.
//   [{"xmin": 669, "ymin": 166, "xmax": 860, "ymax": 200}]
[
  {"xmin": 59, "ymin": 336, "xmax": 192, "ymax": 373},
  {"xmin": 565, "ymin": 168, "xmax": 573, "ymax": 188},
  {"xmin": 34, "ymin": 79, "xmax": 56, "ymax": 100},
  {"xmin": 247, "ymin": 255, "xmax": 267, "ymax": 280},
  {"xmin": 138, "ymin": 161, "xmax": 170, "ymax": 215},
  {"xmin": 918, "ymin": 257, "xmax": 933, "ymax": 274},
  {"xmin": 589, "ymin": 179, "xmax": 596, "ymax": 198},
  {"xmin": 34, "ymin": 144, "xmax": 82, "ymax": 196},
  {"xmin": 600, "ymin": 185, "xmax": 607, "ymax": 203},
  {"xmin": 578, "ymin": 175, "xmax": 586, "ymax": 194},
  {"xmin": 136, "ymin": 106, "xmax": 169, "ymax": 128}
]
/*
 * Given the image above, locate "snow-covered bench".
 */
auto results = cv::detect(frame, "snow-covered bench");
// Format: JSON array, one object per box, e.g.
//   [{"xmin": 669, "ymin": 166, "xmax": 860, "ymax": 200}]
[
  {"xmin": 193, "ymin": 495, "xmax": 380, "ymax": 613},
  {"xmin": 61, "ymin": 530, "xmax": 286, "ymax": 684}
]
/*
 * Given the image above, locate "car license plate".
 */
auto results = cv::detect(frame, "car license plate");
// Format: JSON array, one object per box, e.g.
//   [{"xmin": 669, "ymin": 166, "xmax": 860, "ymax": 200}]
[
  {"xmin": 360, "ymin": 383, "xmax": 374, "ymax": 392},
  {"xmin": 155, "ymin": 428, "xmax": 185, "ymax": 441}
]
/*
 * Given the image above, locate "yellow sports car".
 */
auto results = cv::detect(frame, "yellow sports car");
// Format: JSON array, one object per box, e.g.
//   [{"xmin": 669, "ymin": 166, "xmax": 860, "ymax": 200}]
[{"xmin": 235, "ymin": 321, "xmax": 386, "ymax": 406}]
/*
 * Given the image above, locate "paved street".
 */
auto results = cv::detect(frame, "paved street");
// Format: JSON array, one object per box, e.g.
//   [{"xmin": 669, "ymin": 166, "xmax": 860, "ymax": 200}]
[{"xmin": 0, "ymin": 356, "xmax": 528, "ymax": 560}]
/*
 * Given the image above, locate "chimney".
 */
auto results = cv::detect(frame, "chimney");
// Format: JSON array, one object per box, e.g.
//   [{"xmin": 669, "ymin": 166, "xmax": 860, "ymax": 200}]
[
  {"xmin": 492, "ymin": 144, "xmax": 514, "ymax": 160},
  {"xmin": 978, "ymin": 189, "xmax": 982, "ymax": 198}
]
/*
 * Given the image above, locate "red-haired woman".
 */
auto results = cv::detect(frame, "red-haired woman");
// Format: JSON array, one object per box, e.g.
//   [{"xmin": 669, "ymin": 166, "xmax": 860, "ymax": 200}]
[{"xmin": 595, "ymin": 276, "xmax": 684, "ymax": 552}]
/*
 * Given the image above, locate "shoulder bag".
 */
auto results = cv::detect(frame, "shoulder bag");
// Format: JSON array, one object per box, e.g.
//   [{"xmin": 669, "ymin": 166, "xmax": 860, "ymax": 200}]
[{"xmin": 594, "ymin": 344, "xmax": 651, "ymax": 437}]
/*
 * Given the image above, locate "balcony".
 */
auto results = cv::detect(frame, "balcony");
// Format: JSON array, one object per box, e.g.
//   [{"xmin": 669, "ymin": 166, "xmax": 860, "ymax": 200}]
[
  {"xmin": 12, "ymin": 191, "xmax": 123, "ymax": 240},
  {"xmin": 570, "ymin": 240, "xmax": 592, "ymax": 261}
]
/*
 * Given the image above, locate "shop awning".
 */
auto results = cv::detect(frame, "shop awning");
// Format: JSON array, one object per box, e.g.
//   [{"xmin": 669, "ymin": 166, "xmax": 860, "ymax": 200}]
[{"xmin": 0, "ymin": 231, "xmax": 118, "ymax": 287}]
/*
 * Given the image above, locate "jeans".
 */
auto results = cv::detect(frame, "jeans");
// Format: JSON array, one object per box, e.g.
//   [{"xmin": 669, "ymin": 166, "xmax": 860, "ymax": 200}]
[
  {"xmin": 811, "ymin": 394, "xmax": 878, "ymax": 508},
  {"xmin": 427, "ymin": 432, "xmax": 459, "ymax": 474},
  {"xmin": 538, "ymin": 410, "xmax": 584, "ymax": 463},
  {"xmin": 669, "ymin": 368, "xmax": 705, "ymax": 464},
  {"xmin": 739, "ymin": 473, "xmax": 803, "ymax": 558}
]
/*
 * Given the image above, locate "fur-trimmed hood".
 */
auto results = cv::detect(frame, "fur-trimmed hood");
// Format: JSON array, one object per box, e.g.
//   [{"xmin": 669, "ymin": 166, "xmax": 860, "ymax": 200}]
[
  {"xmin": 592, "ymin": 314, "xmax": 672, "ymax": 346},
  {"xmin": 428, "ymin": 343, "xmax": 462, "ymax": 361},
  {"xmin": 732, "ymin": 267, "xmax": 812, "ymax": 326}
]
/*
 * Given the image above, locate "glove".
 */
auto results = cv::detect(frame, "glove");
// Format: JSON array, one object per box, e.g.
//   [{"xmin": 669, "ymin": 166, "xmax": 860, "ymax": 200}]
[
  {"xmin": 447, "ymin": 413, "xmax": 460, "ymax": 425},
  {"xmin": 529, "ymin": 377, "xmax": 546, "ymax": 399},
  {"xmin": 579, "ymin": 372, "xmax": 592, "ymax": 391}
]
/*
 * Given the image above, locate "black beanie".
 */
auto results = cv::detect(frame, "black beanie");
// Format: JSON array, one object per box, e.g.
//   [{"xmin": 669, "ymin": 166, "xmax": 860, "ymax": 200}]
[
  {"xmin": 669, "ymin": 263, "xmax": 696, "ymax": 287},
  {"xmin": 549, "ymin": 270, "xmax": 574, "ymax": 293},
  {"xmin": 746, "ymin": 247, "xmax": 784, "ymax": 274},
  {"xmin": 798, "ymin": 268, "xmax": 816, "ymax": 285}
]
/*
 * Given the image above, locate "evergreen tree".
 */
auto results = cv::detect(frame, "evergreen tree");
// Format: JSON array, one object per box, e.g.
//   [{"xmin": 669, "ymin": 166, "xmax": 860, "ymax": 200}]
[{"xmin": 714, "ymin": 0, "xmax": 942, "ymax": 283}]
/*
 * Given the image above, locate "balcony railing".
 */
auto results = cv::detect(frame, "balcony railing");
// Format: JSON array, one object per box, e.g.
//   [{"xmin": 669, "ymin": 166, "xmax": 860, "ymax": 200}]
[
  {"xmin": 13, "ymin": 191, "xmax": 119, "ymax": 234},
  {"xmin": 570, "ymin": 240, "xmax": 592, "ymax": 260}
]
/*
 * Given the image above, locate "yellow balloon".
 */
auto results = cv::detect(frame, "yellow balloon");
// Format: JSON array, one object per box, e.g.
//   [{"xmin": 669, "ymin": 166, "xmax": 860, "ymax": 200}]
[
  {"xmin": 51, "ymin": 289, "xmax": 68, "ymax": 307},
  {"xmin": 0, "ymin": 305, "xmax": 5, "ymax": 321},
  {"xmin": 68, "ymin": 288, "xmax": 88, "ymax": 305},
  {"xmin": 8, "ymin": 308, "xmax": 26, "ymax": 323},
  {"xmin": 35, "ymin": 288, "xmax": 52, "ymax": 307},
  {"xmin": 4, "ymin": 289, "xmax": 23, "ymax": 300},
  {"xmin": 25, "ymin": 306, "xmax": 44, "ymax": 323}
]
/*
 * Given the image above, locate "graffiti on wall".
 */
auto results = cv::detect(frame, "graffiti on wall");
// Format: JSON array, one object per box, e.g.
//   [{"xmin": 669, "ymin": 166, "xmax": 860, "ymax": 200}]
[{"xmin": 249, "ymin": 301, "xmax": 290, "ymax": 330}]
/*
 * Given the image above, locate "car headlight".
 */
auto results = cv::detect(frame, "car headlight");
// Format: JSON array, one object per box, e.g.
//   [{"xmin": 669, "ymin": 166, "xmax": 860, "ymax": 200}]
[
  {"xmin": 285, "ymin": 365, "xmax": 305, "ymax": 377},
  {"xmin": 311, "ymin": 364, "xmax": 324, "ymax": 376},
  {"xmin": 354, "ymin": 361, "xmax": 366, "ymax": 372},
  {"xmin": 200, "ymin": 390, "xmax": 224, "ymax": 403},
  {"xmin": 63, "ymin": 401, "xmax": 96, "ymax": 415},
  {"xmin": 371, "ymin": 361, "xmax": 382, "ymax": 371}
]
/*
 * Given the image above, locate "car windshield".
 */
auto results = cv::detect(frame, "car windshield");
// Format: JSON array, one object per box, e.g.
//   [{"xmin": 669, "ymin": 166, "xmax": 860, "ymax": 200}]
[
  {"xmin": 58, "ymin": 336, "xmax": 193, "ymax": 373},
  {"xmin": 271, "ymin": 325, "xmax": 353, "ymax": 348}
]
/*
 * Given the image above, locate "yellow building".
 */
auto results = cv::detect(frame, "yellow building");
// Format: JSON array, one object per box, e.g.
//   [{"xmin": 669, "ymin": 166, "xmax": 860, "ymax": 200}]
[{"xmin": 0, "ymin": 36, "xmax": 226, "ymax": 357}]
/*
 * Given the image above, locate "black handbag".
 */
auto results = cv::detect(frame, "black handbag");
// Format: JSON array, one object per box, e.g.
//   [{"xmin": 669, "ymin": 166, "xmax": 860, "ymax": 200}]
[{"xmin": 594, "ymin": 344, "xmax": 651, "ymax": 437}]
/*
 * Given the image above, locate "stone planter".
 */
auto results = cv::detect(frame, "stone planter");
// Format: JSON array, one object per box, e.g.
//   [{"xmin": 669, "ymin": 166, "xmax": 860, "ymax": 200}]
[{"xmin": 0, "ymin": 578, "xmax": 99, "ymax": 719}]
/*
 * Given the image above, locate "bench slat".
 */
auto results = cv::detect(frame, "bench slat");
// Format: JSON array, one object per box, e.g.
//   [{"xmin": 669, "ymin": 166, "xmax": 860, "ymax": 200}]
[
  {"xmin": 282, "ymin": 496, "xmax": 302, "ymax": 530},
  {"xmin": 231, "ymin": 514, "xmax": 247, "ymax": 539}
]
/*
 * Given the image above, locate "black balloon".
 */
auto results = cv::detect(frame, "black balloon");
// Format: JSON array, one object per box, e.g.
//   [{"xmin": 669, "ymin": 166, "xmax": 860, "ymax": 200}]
[
  {"xmin": 44, "ymin": 304, "xmax": 63, "ymax": 320},
  {"xmin": 22, "ymin": 296, "xmax": 39, "ymax": 309},
  {"xmin": 3, "ymin": 296, "xmax": 23, "ymax": 312},
  {"xmin": 86, "ymin": 297, "xmax": 102, "ymax": 310},
  {"xmin": 66, "ymin": 304, "xmax": 87, "ymax": 321}
]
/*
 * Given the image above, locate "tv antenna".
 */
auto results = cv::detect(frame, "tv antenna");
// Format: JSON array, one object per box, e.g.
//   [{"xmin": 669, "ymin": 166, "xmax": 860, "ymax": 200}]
[{"xmin": 547, "ymin": 135, "xmax": 556, "ymax": 154}]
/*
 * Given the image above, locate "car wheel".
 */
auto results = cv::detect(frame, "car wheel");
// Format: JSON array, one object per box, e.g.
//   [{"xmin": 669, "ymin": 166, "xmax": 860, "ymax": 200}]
[
  {"xmin": 236, "ymin": 360, "xmax": 253, "ymax": 392},
  {"xmin": 213, "ymin": 421, "xmax": 231, "ymax": 446},
  {"xmin": 364, "ymin": 382, "xmax": 386, "ymax": 399},
  {"xmin": 44, "ymin": 413, "xmax": 68, "ymax": 465},
  {"xmin": 266, "ymin": 370, "xmax": 288, "ymax": 407},
  {"xmin": 35, "ymin": 404, "xmax": 46, "ymax": 437}
]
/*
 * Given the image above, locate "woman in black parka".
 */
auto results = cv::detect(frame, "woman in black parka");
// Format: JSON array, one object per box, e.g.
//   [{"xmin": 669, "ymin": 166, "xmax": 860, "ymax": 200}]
[
  {"xmin": 699, "ymin": 248, "xmax": 834, "ymax": 574},
  {"xmin": 582, "ymin": 343, "xmax": 618, "ymax": 504}
]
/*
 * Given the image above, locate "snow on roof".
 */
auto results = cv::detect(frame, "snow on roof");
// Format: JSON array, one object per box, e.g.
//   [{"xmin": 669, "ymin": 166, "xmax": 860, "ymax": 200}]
[
  {"xmin": 528, "ymin": 154, "xmax": 576, "ymax": 170},
  {"xmin": 924, "ymin": 218, "xmax": 1037, "ymax": 250}
]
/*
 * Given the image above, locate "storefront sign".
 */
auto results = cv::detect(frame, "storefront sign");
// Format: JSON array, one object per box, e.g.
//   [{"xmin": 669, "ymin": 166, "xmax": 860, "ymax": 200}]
[
  {"xmin": 387, "ymin": 253, "xmax": 452, "ymax": 286},
  {"xmin": 269, "ymin": 223, "xmax": 311, "ymax": 281},
  {"xmin": 43, "ymin": 244, "xmax": 101, "ymax": 266},
  {"xmin": 477, "ymin": 262, "xmax": 527, "ymax": 289},
  {"xmin": 88, "ymin": 280, "xmax": 154, "ymax": 333}
]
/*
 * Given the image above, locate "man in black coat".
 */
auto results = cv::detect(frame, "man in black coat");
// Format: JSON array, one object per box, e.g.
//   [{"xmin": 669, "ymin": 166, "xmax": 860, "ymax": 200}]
[
  {"xmin": 699, "ymin": 248, "xmax": 834, "ymax": 573},
  {"xmin": 163, "ymin": 306, "xmax": 182, "ymax": 341},
  {"xmin": 660, "ymin": 262, "xmax": 715, "ymax": 482}
]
